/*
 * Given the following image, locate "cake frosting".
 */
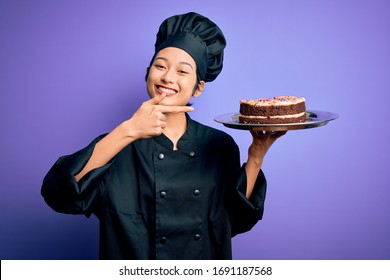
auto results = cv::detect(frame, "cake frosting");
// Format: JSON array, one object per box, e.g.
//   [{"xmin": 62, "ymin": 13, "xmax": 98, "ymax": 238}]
[{"xmin": 239, "ymin": 96, "xmax": 307, "ymax": 124}]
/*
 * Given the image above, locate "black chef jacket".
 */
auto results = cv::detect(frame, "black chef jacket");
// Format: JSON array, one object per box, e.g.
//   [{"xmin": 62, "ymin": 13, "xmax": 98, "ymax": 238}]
[{"xmin": 41, "ymin": 114, "xmax": 267, "ymax": 259}]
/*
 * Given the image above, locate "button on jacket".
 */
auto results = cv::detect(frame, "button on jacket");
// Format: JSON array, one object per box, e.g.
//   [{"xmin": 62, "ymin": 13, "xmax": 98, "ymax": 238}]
[{"xmin": 41, "ymin": 114, "xmax": 267, "ymax": 259}]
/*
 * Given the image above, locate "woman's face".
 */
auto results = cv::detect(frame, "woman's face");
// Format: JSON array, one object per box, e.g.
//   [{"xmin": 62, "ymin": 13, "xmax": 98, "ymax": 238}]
[{"xmin": 146, "ymin": 47, "xmax": 204, "ymax": 106}]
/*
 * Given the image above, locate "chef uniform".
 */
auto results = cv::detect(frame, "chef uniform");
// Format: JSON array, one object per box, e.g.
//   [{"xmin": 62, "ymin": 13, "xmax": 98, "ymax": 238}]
[{"xmin": 41, "ymin": 12, "xmax": 267, "ymax": 260}]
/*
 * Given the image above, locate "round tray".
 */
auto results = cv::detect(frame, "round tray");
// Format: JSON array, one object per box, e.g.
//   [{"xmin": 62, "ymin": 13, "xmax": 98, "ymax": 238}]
[{"xmin": 214, "ymin": 110, "xmax": 339, "ymax": 131}]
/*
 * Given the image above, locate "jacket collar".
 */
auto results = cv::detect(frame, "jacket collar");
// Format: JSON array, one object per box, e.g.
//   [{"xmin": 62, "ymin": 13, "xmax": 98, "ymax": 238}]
[{"xmin": 153, "ymin": 113, "xmax": 196, "ymax": 150}]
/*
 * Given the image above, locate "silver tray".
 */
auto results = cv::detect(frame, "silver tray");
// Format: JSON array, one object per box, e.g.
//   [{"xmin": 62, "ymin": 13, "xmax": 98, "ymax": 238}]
[{"xmin": 214, "ymin": 110, "xmax": 339, "ymax": 131}]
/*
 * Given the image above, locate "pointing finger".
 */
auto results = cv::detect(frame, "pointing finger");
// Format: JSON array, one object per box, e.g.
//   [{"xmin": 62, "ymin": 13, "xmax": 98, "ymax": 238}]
[
  {"xmin": 158, "ymin": 105, "xmax": 194, "ymax": 114},
  {"xmin": 147, "ymin": 93, "xmax": 167, "ymax": 105}
]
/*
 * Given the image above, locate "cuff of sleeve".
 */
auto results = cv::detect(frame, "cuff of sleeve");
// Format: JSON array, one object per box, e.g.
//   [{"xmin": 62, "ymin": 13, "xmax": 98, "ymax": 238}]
[
  {"xmin": 237, "ymin": 164, "xmax": 267, "ymax": 210},
  {"xmin": 42, "ymin": 134, "xmax": 113, "ymax": 215},
  {"xmin": 230, "ymin": 165, "xmax": 267, "ymax": 236}
]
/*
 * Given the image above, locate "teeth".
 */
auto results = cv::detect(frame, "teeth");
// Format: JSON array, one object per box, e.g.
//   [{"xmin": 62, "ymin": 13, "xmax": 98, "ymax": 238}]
[{"xmin": 158, "ymin": 86, "xmax": 176, "ymax": 95}]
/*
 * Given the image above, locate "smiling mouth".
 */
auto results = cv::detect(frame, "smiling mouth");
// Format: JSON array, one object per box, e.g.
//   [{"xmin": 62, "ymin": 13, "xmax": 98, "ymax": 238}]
[{"xmin": 157, "ymin": 85, "xmax": 177, "ymax": 96}]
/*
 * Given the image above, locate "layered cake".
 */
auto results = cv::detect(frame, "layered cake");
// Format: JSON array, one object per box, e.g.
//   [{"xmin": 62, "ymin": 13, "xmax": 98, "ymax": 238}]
[{"xmin": 239, "ymin": 96, "xmax": 307, "ymax": 124}]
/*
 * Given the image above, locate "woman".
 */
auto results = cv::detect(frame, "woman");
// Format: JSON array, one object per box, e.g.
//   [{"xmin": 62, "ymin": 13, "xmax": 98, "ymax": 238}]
[{"xmin": 41, "ymin": 12, "xmax": 286, "ymax": 259}]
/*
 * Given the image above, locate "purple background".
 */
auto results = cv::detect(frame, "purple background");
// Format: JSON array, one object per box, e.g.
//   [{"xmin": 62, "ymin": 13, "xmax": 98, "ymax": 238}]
[{"xmin": 1, "ymin": 0, "xmax": 389, "ymax": 260}]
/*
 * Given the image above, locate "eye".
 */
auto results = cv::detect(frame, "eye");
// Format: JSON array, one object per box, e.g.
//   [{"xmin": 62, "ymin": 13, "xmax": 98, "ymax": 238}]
[
  {"xmin": 154, "ymin": 64, "xmax": 166, "ymax": 70},
  {"xmin": 178, "ymin": 70, "xmax": 189, "ymax": 75}
]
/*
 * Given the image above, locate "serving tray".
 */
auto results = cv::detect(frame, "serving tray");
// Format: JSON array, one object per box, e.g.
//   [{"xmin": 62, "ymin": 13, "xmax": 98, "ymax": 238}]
[{"xmin": 214, "ymin": 110, "xmax": 339, "ymax": 131}]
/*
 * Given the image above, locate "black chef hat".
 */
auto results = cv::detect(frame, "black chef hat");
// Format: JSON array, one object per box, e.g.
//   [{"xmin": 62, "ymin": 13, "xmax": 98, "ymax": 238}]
[{"xmin": 151, "ymin": 12, "xmax": 226, "ymax": 82}]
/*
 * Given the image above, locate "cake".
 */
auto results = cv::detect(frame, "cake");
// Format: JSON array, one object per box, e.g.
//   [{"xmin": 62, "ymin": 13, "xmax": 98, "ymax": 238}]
[{"xmin": 239, "ymin": 96, "xmax": 307, "ymax": 124}]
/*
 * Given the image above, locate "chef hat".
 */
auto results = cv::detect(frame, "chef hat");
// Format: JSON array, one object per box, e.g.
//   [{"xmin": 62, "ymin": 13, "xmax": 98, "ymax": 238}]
[{"xmin": 151, "ymin": 12, "xmax": 226, "ymax": 82}]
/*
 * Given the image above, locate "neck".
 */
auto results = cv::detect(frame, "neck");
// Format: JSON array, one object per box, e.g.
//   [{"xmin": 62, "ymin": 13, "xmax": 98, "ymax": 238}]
[{"xmin": 163, "ymin": 112, "xmax": 187, "ymax": 150}]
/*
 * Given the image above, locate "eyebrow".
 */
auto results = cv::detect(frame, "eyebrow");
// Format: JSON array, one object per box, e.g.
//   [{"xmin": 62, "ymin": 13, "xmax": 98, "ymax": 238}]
[{"xmin": 154, "ymin": 57, "xmax": 194, "ymax": 69}]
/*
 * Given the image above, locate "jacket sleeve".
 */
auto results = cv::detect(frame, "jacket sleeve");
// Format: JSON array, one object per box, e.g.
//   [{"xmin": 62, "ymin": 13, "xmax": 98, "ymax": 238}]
[
  {"xmin": 229, "ymin": 166, "xmax": 267, "ymax": 236},
  {"xmin": 41, "ymin": 134, "xmax": 113, "ymax": 217},
  {"xmin": 224, "ymin": 137, "xmax": 267, "ymax": 237}
]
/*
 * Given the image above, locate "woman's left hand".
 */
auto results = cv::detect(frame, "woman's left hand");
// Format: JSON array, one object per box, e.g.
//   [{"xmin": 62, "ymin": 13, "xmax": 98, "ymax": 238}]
[{"xmin": 248, "ymin": 130, "xmax": 287, "ymax": 161}]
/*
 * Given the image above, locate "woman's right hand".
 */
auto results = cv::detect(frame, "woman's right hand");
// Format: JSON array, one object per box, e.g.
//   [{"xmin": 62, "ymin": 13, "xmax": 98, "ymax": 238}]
[
  {"xmin": 123, "ymin": 93, "xmax": 194, "ymax": 140},
  {"xmin": 74, "ymin": 93, "xmax": 193, "ymax": 182}
]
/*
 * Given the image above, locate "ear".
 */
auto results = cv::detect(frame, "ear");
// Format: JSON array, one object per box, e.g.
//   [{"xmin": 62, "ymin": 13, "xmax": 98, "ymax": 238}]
[{"xmin": 193, "ymin": 81, "xmax": 205, "ymax": 98}]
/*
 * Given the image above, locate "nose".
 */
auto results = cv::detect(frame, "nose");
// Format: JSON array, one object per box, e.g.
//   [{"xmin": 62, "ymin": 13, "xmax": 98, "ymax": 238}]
[{"xmin": 161, "ymin": 68, "xmax": 176, "ymax": 84}]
